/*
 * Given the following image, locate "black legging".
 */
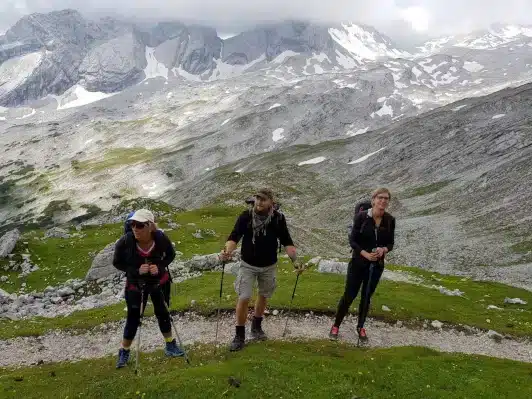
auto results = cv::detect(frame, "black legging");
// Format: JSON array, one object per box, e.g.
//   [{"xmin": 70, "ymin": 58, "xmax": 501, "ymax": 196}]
[
  {"xmin": 123, "ymin": 282, "xmax": 171, "ymax": 340},
  {"xmin": 334, "ymin": 260, "xmax": 384, "ymax": 328}
]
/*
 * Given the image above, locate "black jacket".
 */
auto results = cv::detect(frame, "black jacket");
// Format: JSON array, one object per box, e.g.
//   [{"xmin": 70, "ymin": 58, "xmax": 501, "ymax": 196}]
[
  {"xmin": 350, "ymin": 210, "xmax": 395, "ymax": 267},
  {"xmin": 113, "ymin": 231, "xmax": 176, "ymax": 286},
  {"xmin": 228, "ymin": 210, "xmax": 294, "ymax": 267}
]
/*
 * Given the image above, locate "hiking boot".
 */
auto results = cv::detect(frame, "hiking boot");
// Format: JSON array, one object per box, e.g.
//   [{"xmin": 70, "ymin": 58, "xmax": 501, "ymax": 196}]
[
  {"xmin": 329, "ymin": 325, "xmax": 339, "ymax": 340},
  {"xmin": 165, "ymin": 339, "xmax": 185, "ymax": 357},
  {"xmin": 116, "ymin": 348, "xmax": 130, "ymax": 369},
  {"xmin": 251, "ymin": 316, "xmax": 267, "ymax": 341},
  {"xmin": 229, "ymin": 335, "xmax": 245, "ymax": 352},
  {"xmin": 357, "ymin": 327, "xmax": 368, "ymax": 341}
]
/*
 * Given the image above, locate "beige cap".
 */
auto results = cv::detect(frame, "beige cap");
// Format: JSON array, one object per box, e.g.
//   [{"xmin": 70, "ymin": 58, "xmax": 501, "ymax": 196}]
[{"xmin": 128, "ymin": 209, "xmax": 155, "ymax": 223}]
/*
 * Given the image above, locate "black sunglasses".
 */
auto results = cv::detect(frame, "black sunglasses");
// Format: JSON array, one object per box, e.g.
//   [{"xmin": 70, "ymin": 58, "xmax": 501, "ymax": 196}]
[{"xmin": 131, "ymin": 221, "xmax": 149, "ymax": 229}]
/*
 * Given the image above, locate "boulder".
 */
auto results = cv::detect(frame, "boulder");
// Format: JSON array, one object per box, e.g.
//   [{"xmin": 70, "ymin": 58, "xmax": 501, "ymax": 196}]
[
  {"xmin": 487, "ymin": 330, "xmax": 503, "ymax": 342},
  {"xmin": 431, "ymin": 320, "xmax": 443, "ymax": 330},
  {"xmin": 0, "ymin": 229, "xmax": 20, "ymax": 258},
  {"xmin": 85, "ymin": 243, "xmax": 119, "ymax": 281},
  {"xmin": 317, "ymin": 260, "xmax": 348, "ymax": 274},
  {"xmin": 185, "ymin": 254, "xmax": 221, "ymax": 271},
  {"xmin": 57, "ymin": 287, "xmax": 75, "ymax": 297},
  {"xmin": 44, "ymin": 227, "xmax": 71, "ymax": 239}
]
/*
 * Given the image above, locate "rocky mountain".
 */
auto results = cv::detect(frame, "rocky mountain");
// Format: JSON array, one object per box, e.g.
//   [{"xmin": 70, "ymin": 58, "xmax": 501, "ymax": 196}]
[{"xmin": 1, "ymin": 10, "xmax": 532, "ymax": 288}]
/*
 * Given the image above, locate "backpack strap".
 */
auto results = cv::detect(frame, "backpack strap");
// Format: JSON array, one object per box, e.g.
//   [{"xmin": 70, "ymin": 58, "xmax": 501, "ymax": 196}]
[{"xmin": 359, "ymin": 210, "xmax": 369, "ymax": 234}]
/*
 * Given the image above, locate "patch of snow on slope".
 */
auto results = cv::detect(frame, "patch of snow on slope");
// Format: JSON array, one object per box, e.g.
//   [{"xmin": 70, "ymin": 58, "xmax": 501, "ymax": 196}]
[
  {"xmin": 412, "ymin": 67, "xmax": 423, "ymax": 78},
  {"xmin": 335, "ymin": 49, "xmax": 357, "ymax": 69},
  {"xmin": 371, "ymin": 103, "xmax": 393, "ymax": 118},
  {"xmin": 144, "ymin": 47, "xmax": 168, "ymax": 80},
  {"xmin": 328, "ymin": 23, "xmax": 408, "ymax": 61},
  {"xmin": 268, "ymin": 103, "xmax": 282, "ymax": 110},
  {"xmin": 221, "ymin": 118, "xmax": 231, "ymax": 126},
  {"xmin": 57, "ymin": 85, "xmax": 114, "ymax": 110},
  {"xmin": 492, "ymin": 114, "xmax": 506, "ymax": 119},
  {"xmin": 272, "ymin": 128, "xmax": 285, "ymax": 142},
  {"xmin": 463, "ymin": 61, "xmax": 484, "ymax": 72},
  {"xmin": 348, "ymin": 148, "xmax": 385, "ymax": 164},
  {"xmin": 211, "ymin": 54, "xmax": 266, "ymax": 79},
  {"xmin": 298, "ymin": 156, "xmax": 326, "ymax": 166},
  {"xmin": 347, "ymin": 127, "xmax": 369, "ymax": 136},
  {"xmin": 16, "ymin": 109, "xmax": 36, "ymax": 119},
  {"xmin": 273, "ymin": 51, "xmax": 299, "ymax": 64},
  {"xmin": 452, "ymin": 105, "xmax": 468, "ymax": 112},
  {"xmin": 421, "ymin": 61, "xmax": 447, "ymax": 74}
]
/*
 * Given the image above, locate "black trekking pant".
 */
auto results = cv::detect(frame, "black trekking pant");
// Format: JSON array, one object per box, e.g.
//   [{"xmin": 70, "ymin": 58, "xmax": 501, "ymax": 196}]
[
  {"xmin": 123, "ymin": 281, "xmax": 171, "ymax": 340},
  {"xmin": 334, "ymin": 259, "xmax": 384, "ymax": 328}
]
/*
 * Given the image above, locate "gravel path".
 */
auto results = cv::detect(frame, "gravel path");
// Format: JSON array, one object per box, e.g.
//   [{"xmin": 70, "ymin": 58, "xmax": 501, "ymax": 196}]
[{"xmin": 1, "ymin": 313, "xmax": 531, "ymax": 368}]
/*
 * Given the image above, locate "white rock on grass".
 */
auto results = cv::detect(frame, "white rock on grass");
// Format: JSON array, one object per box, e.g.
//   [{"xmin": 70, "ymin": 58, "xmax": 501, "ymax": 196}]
[
  {"xmin": 0, "ymin": 229, "xmax": 20, "ymax": 258},
  {"xmin": 431, "ymin": 320, "xmax": 443, "ymax": 329},
  {"xmin": 488, "ymin": 330, "xmax": 503, "ymax": 342},
  {"xmin": 504, "ymin": 297, "xmax": 527, "ymax": 305},
  {"xmin": 382, "ymin": 305, "xmax": 391, "ymax": 312}
]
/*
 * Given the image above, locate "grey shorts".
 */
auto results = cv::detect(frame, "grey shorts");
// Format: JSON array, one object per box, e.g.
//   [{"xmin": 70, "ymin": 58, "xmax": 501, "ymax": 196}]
[{"xmin": 234, "ymin": 261, "xmax": 277, "ymax": 300}]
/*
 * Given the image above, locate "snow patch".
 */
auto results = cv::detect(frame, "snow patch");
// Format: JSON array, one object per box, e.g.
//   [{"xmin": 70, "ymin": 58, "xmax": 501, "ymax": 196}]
[
  {"xmin": 0, "ymin": 116, "xmax": 5, "ymax": 121},
  {"xmin": 173, "ymin": 66, "xmax": 202, "ymax": 82},
  {"xmin": 314, "ymin": 64, "xmax": 324, "ymax": 74},
  {"xmin": 329, "ymin": 23, "xmax": 408, "ymax": 62},
  {"xmin": 273, "ymin": 51, "xmax": 299, "ymax": 64},
  {"xmin": 347, "ymin": 127, "xmax": 369, "ymax": 136},
  {"xmin": 268, "ymin": 103, "xmax": 282, "ymax": 110},
  {"xmin": 377, "ymin": 97, "xmax": 386, "ymax": 103},
  {"xmin": 16, "ymin": 109, "xmax": 36, "ymax": 119},
  {"xmin": 371, "ymin": 103, "xmax": 393, "ymax": 118},
  {"xmin": 422, "ymin": 61, "xmax": 447, "ymax": 74},
  {"xmin": 221, "ymin": 118, "xmax": 231, "ymax": 126},
  {"xmin": 143, "ymin": 47, "xmax": 169, "ymax": 80},
  {"xmin": 412, "ymin": 67, "xmax": 423, "ymax": 78},
  {"xmin": 166, "ymin": 92, "xmax": 173, "ymax": 99},
  {"xmin": 348, "ymin": 148, "xmax": 385, "ymax": 164},
  {"xmin": 298, "ymin": 156, "xmax": 326, "ymax": 166},
  {"xmin": 272, "ymin": 128, "xmax": 285, "ymax": 142},
  {"xmin": 335, "ymin": 49, "xmax": 358, "ymax": 69},
  {"xmin": 452, "ymin": 105, "xmax": 468, "ymax": 112},
  {"xmin": 463, "ymin": 61, "xmax": 484, "ymax": 73},
  {"xmin": 57, "ymin": 85, "xmax": 114, "ymax": 110},
  {"xmin": 492, "ymin": 114, "xmax": 506, "ymax": 119},
  {"xmin": 211, "ymin": 54, "xmax": 266, "ymax": 80}
]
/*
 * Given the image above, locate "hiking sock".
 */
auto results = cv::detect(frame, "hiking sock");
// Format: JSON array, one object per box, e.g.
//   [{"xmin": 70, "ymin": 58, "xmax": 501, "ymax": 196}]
[
  {"xmin": 236, "ymin": 325, "xmax": 245, "ymax": 339},
  {"xmin": 165, "ymin": 336, "xmax": 174, "ymax": 343},
  {"xmin": 252, "ymin": 316, "xmax": 263, "ymax": 327},
  {"xmin": 122, "ymin": 343, "xmax": 131, "ymax": 350}
]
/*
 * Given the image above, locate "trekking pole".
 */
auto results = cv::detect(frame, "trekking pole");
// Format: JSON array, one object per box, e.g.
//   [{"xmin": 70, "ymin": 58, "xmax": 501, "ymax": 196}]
[
  {"xmin": 135, "ymin": 283, "xmax": 146, "ymax": 375},
  {"xmin": 357, "ymin": 262, "xmax": 374, "ymax": 347},
  {"xmin": 214, "ymin": 256, "xmax": 227, "ymax": 348},
  {"xmin": 159, "ymin": 286, "xmax": 191, "ymax": 365},
  {"xmin": 282, "ymin": 260, "xmax": 302, "ymax": 337}
]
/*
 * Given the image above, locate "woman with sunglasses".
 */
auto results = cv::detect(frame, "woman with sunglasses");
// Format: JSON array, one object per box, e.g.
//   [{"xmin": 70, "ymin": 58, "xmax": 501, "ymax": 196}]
[
  {"xmin": 113, "ymin": 209, "xmax": 183, "ymax": 368},
  {"xmin": 329, "ymin": 188, "xmax": 396, "ymax": 342}
]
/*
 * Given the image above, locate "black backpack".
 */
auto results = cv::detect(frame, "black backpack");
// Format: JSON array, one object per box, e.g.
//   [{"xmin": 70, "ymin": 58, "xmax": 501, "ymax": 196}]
[{"xmin": 347, "ymin": 200, "xmax": 372, "ymax": 239}]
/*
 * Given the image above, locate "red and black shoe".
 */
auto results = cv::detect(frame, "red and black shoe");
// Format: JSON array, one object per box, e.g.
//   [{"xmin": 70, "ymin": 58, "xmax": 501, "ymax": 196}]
[
  {"xmin": 357, "ymin": 327, "xmax": 368, "ymax": 341},
  {"xmin": 329, "ymin": 325, "xmax": 339, "ymax": 340}
]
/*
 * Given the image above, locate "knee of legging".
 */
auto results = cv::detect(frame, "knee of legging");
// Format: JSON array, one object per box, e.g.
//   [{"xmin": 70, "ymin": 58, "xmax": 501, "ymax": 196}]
[
  {"xmin": 154, "ymin": 306, "xmax": 169, "ymax": 319},
  {"xmin": 126, "ymin": 309, "xmax": 141, "ymax": 322}
]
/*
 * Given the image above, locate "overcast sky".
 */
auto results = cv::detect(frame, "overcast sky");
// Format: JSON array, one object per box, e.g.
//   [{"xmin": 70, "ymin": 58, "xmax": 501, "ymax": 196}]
[{"xmin": 2, "ymin": 0, "xmax": 532, "ymax": 45}]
